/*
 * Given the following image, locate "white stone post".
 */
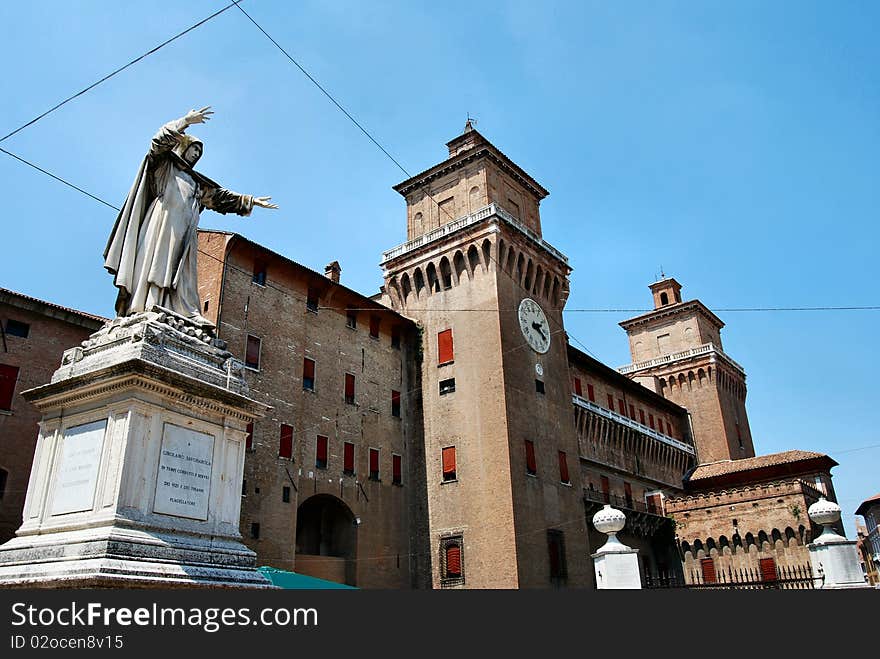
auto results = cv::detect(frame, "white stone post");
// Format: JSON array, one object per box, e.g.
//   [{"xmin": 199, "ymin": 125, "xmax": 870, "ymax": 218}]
[
  {"xmin": 808, "ymin": 497, "xmax": 870, "ymax": 589},
  {"xmin": 591, "ymin": 504, "xmax": 642, "ymax": 589}
]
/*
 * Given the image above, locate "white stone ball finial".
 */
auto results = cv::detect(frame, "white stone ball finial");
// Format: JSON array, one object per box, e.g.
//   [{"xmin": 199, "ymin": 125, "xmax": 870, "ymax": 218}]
[
  {"xmin": 592, "ymin": 504, "xmax": 630, "ymax": 554},
  {"xmin": 808, "ymin": 497, "xmax": 846, "ymax": 544}
]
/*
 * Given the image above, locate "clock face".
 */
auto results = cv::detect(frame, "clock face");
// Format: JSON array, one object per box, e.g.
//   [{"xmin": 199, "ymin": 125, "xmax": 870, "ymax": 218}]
[{"xmin": 518, "ymin": 298, "xmax": 550, "ymax": 354}]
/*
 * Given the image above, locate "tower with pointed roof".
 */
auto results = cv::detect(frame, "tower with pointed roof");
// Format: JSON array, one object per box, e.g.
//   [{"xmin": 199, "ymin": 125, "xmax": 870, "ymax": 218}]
[
  {"xmin": 379, "ymin": 123, "xmax": 589, "ymax": 588},
  {"xmin": 619, "ymin": 278, "xmax": 755, "ymax": 463}
]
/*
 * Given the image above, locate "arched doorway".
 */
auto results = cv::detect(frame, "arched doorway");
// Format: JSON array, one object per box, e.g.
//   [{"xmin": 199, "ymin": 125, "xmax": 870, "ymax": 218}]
[{"xmin": 295, "ymin": 494, "xmax": 358, "ymax": 586}]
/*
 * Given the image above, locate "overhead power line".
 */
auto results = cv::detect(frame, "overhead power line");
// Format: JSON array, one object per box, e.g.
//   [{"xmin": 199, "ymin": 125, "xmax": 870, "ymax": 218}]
[{"xmin": 0, "ymin": 0, "xmax": 244, "ymax": 144}]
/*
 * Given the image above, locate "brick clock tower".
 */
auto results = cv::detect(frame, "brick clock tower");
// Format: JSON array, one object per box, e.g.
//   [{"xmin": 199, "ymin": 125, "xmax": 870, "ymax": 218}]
[
  {"xmin": 618, "ymin": 278, "xmax": 755, "ymax": 463},
  {"xmin": 380, "ymin": 123, "xmax": 589, "ymax": 588}
]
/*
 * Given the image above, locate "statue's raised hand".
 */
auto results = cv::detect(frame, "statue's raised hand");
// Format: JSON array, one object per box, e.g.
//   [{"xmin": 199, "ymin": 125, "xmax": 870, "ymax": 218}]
[
  {"xmin": 184, "ymin": 106, "xmax": 213, "ymax": 125},
  {"xmin": 254, "ymin": 196, "xmax": 279, "ymax": 210}
]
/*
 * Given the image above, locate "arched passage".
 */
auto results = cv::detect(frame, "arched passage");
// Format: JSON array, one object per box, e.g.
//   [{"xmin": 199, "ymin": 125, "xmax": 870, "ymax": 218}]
[{"xmin": 295, "ymin": 494, "xmax": 358, "ymax": 586}]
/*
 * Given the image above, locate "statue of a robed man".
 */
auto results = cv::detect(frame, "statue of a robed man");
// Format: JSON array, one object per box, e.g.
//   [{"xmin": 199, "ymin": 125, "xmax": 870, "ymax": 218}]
[{"xmin": 104, "ymin": 107, "xmax": 277, "ymax": 326}]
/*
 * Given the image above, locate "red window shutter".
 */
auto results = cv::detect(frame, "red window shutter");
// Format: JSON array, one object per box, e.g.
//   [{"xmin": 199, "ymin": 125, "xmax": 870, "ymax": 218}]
[
  {"xmin": 446, "ymin": 544, "xmax": 462, "ymax": 577},
  {"xmin": 0, "ymin": 364, "xmax": 19, "ymax": 411},
  {"xmin": 245, "ymin": 422, "xmax": 254, "ymax": 451},
  {"xmin": 370, "ymin": 316, "xmax": 380, "ymax": 338},
  {"xmin": 343, "ymin": 442, "xmax": 355, "ymax": 473},
  {"xmin": 659, "ymin": 419, "xmax": 665, "ymax": 435},
  {"xmin": 700, "ymin": 558, "xmax": 717, "ymax": 584},
  {"xmin": 629, "ymin": 404, "xmax": 635, "ymax": 419},
  {"xmin": 618, "ymin": 399, "xmax": 626, "ymax": 415},
  {"xmin": 607, "ymin": 393, "xmax": 614, "ymax": 410},
  {"xmin": 525, "ymin": 440, "xmax": 536, "ymax": 475},
  {"xmin": 600, "ymin": 475, "xmax": 610, "ymax": 502},
  {"xmin": 639, "ymin": 409, "xmax": 645, "ymax": 425},
  {"xmin": 392, "ymin": 389, "xmax": 401, "ymax": 417},
  {"xmin": 438, "ymin": 329, "xmax": 454, "ymax": 364},
  {"xmin": 392, "ymin": 454, "xmax": 402, "ymax": 484},
  {"xmin": 573, "ymin": 378, "xmax": 582, "ymax": 397},
  {"xmin": 587, "ymin": 383, "xmax": 595, "ymax": 402},
  {"xmin": 624, "ymin": 482, "xmax": 632, "ymax": 505},
  {"xmin": 303, "ymin": 358, "xmax": 315, "ymax": 380},
  {"xmin": 246, "ymin": 335, "xmax": 260, "ymax": 368},
  {"xmin": 369, "ymin": 448, "xmax": 379, "ymax": 473},
  {"xmin": 344, "ymin": 373, "xmax": 355, "ymax": 401},
  {"xmin": 316, "ymin": 435, "xmax": 328, "ymax": 463},
  {"xmin": 759, "ymin": 557, "xmax": 777, "ymax": 581},
  {"xmin": 279, "ymin": 424, "xmax": 293, "ymax": 458},
  {"xmin": 558, "ymin": 451, "xmax": 569, "ymax": 483},
  {"xmin": 442, "ymin": 446, "xmax": 456, "ymax": 477}
]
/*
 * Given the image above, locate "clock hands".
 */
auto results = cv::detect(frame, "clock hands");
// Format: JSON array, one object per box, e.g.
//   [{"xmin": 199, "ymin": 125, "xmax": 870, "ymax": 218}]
[{"xmin": 531, "ymin": 321, "xmax": 547, "ymax": 342}]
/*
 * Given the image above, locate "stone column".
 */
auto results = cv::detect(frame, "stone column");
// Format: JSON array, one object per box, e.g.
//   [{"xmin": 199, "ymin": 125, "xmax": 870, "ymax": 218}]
[
  {"xmin": 591, "ymin": 504, "xmax": 641, "ymax": 589},
  {"xmin": 808, "ymin": 497, "xmax": 869, "ymax": 590},
  {"xmin": 0, "ymin": 309, "xmax": 273, "ymax": 588}
]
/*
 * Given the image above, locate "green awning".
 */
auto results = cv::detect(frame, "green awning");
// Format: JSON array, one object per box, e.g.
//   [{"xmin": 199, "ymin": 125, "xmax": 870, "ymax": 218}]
[{"xmin": 257, "ymin": 566, "xmax": 357, "ymax": 589}]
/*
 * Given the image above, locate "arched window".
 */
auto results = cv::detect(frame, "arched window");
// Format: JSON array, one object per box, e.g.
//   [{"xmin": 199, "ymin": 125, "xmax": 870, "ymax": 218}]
[
  {"xmin": 426, "ymin": 262, "xmax": 439, "ymax": 293},
  {"xmin": 401, "ymin": 273, "xmax": 412, "ymax": 303},
  {"xmin": 439, "ymin": 257, "xmax": 453, "ymax": 289},
  {"xmin": 453, "ymin": 251, "xmax": 467, "ymax": 283},
  {"xmin": 412, "ymin": 211, "xmax": 423, "ymax": 236},
  {"xmin": 482, "ymin": 239, "xmax": 491, "ymax": 270},
  {"xmin": 413, "ymin": 268, "xmax": 425, "ymax": 298},
  {"xmin": 660, "ymin": 292, "xmax": 669, "ymax": 305},
  {"xmin": 467, "ymin": 245, "xmax": 481, "ymax": 275},
  {"xmin": 524, "ymin": 259, "xmax": 534, "ymax": 290},
  {"xmin": 469, "ymin": 186, "xmax": 481, "ymax": 212}
]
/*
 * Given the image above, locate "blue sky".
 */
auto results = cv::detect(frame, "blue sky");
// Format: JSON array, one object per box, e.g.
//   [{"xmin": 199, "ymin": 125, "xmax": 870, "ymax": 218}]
[{"xmin": 1, "ymin": 1, "xmax": 876, "ymax": 536}]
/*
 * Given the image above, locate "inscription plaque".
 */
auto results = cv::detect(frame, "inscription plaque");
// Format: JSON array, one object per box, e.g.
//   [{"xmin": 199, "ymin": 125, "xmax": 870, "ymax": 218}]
[
  {"xmin": 50, "ymin": 419, "xmax": 107, "ymax": 515},
  {"xmin": 153, "ymin": 424, "xmax": 214, "ymax": 520}
]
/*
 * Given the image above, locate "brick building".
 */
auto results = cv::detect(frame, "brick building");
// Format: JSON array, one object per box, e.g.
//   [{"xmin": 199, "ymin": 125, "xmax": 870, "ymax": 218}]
[
  {"xmin": 0, "ymin": 122, "xmax": 844, "ymax": 589},
  {"xmin": 855, "ymin": 493, "xmax": 880, "ymax": 586},
  {"xmin": 0, "ymin": 288, "xmax": 105, "ymax": 542}
]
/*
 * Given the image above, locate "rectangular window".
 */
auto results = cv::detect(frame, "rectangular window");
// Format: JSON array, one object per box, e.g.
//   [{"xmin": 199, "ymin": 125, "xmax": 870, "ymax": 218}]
[
  {"xmin": 369, "ymin": 448, "xmax": 380, "ymax": 481},
  {"xmin": 600, "ymin": 475, "xmax": 610, "ymax": 504},
  {"xmin": 242, "ymin": 479, "xmax": 247, "ymax": 496},
  {"xmin": 624, "ymin": 482, "xmax": 633, "ymax": 507},
  {"xmin": 346, "ymin": 309, "xmax": 357, "ymax": 329},
  {"xmin": 344, "ymin": 373, "xmax": 356, "ymax": 404},
  {"xmin": 391, "ymin": 390, "xmax": 401, "ymax": 418},
  {"xmin": 759, "ymin": 557, "xmax": 777, "ymax": 582},
  {"xmin": 440, "ymin": 536, "xmax": 464, "ymax": 587},
  {"xmin": 535, "ymin": 379, "xmax": 545, "ymax": 394},
  {"xmin": 438, "ymin": 329, "xmax": 454, "ymax": 364},
  {"xmin": 547, "ymin": 530, "xmax": 567, "ymax": 582},
  {"xmin": 646, "ymin": 493, "xmax": 662, "ymax": 515},
  {"xmin": 245, "ymin": 422, "xmax": 254, "ymax": 451},
  {"xmin": 558, "ymin": 451, "xmax": 570, "ymax": 484},
  {"xmin": 369, "ymin": 315, "xmax": 380, "ymax": 339},
  {"xmin": 4, "ymin": 319, "xmax": 30, "ymax": 338},
  {"xmin": 618, "ymin": 399, "xmax": 626, "ymax": 416},
  {"xmin": 442, "ymin": 446, "xmax": 456, "ymax": 481},
  {"xmin": 245, "ymin": 334, "xmax": 261, "ymax": 370},
  {"xmin": 648, "ymin": 414, "xmax": 655, "ymax": 429},
  {"xmin": 0, "ymin": 468, "xmax": 7, "ymax": 499},
  {"xmin": 281, "ymin": 486, "xmax": 290, "ymax": 503},
  {"xmin": 525, "ymin": 440, "xmax": 537, "ymax": 476},
  {"xmin": 343, "ymin": 442, "xmax": 355, "ymax": 475},
  {"xmin": 391, "ymin": 325, "xmax": 401, "ymax": 349},
  {"xmin": 439, "ymin": 378, "xmax": 456, "ymax": 395},
  {"xmin": 302, "ymin": 357, "xmax": 316, "ymax": 391},
  {"xmin": 573, "ymin": 377, "xmax": 582, "ymax": 397},
  {"xmin": 658, "ymin": 419, "xmax": 664, "ymax": 435},
  {"xmin": 700, "ymin": 558, "xmax": 717, "ymax": 584},
  {"xmin": 252, "ymin": 261, "xmax": 267, "ymax": 286},
  {"xmin": 0, "ymin": 364, "xmax": 19, "ymax": 412},
  {"xmin": 392, "ymin": 454, "xmax": 402, "ymax": 485},
  {"xmin": 607, "ymin": 393, "xmax": 614, "ymax": 410},
  {"xmin": 306, "ymin": 287, "xmax": 319, "ymax": 313},
  {"xmin": 279, "ymin": 424, "xmax": 293, "ymax": 459},
  {"xmin": 316, "ymin": 435, "xmax": 328, "ymax": 470},
  {"xmin": 629, "ymin": 404, "xmax": 635, "ymax": 419},
  {"xmin": 251, "ymin": 522, "xmax": 260, "ymax": 539},
  {"xmin": 638, "ymin": 409, "xmax": 646, "ymax": 425},
  {"xmin": 587, "ymin": 383, "xmax": 595, "ymax": 402}
]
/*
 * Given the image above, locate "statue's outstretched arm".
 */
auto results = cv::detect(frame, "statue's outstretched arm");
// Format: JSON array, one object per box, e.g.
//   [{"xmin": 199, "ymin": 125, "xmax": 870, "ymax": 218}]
[
  {"xmin": 201, "ymin": 187, "xmax": 278, "ymax": 216},
  {"xmin": 149, "ymin": 106, "xmax": 214, "ymax": 156}
]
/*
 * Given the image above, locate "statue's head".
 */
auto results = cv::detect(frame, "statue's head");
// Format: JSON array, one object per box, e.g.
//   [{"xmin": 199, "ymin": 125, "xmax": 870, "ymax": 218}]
[{"xmin": 173, "ymin": 134, "xmax": 204, "ymax": 167}]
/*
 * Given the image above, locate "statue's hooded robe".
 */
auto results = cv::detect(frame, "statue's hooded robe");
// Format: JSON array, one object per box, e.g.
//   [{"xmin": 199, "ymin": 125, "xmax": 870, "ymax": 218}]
[{"xmin": 103, "ymin": 117, "xmax": 254, "ymax": 322}]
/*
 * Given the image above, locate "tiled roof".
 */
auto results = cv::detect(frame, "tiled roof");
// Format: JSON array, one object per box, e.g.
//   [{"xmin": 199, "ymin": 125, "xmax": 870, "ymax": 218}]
[
  {"xmin": 0, "ymin": 287, "xmax": 107, "ymax": 325},
  {"xmin": 688, "ymin": 450, "xmax": 833, "ymax": 481},
  {"xmin": 856, "ymin": 493, "xmax": 880, "ymax": 517}
]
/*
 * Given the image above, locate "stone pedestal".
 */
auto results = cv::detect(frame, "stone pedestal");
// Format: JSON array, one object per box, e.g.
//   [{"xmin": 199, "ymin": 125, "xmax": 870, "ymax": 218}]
[
  {"xmin": 0, "ymin": 309, "xmax": 273, "ymax": 588},
  {"xmin": 591, "ymin": 504, "xmax": 642, "ymax": 590},
  {"xmin": 807, "ymin": 497, "xmax": 870, "ymax": 590}
]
